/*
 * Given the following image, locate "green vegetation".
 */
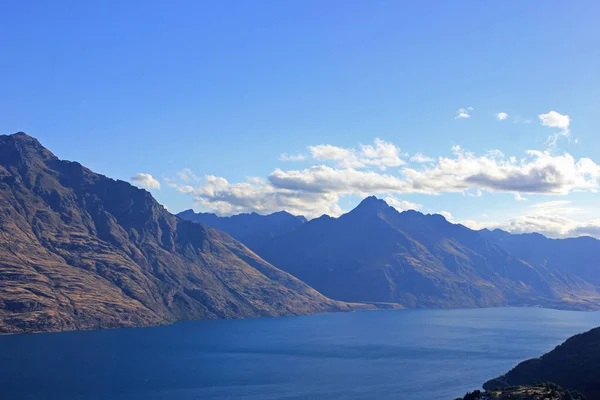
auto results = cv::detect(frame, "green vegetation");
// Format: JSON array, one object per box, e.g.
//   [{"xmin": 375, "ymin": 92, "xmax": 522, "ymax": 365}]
[{"xmin": 456, "ymin": 383, "xmax": 586, "ymax": 400}]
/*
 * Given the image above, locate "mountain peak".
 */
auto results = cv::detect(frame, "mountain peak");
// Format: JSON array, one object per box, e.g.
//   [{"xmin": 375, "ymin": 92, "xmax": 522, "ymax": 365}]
[
  {"xmin": 355, "ymin": 196, "xmax": 390, "ymax": 210},
  {"xmin": 0, "ymin": 132, "xmax": 347, "ymax": 333},
  {"xmin": 0, "ymin": 132, "xmax": 58, "ymax": 170},
  {"xmin": 343, "ymin": 196, "xmax": 394, "ymax": 220}
]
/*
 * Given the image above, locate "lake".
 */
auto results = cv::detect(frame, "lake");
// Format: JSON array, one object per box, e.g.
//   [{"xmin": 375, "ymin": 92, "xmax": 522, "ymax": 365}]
[{"xmin": 1, "ymin": 307, "xmax": 599, "ymax": 400}]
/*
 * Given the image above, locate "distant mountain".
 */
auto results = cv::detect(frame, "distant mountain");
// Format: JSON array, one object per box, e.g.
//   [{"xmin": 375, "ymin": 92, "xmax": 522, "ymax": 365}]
[
  {"xmin": 177, "ymin": 209, "xmax": 306, "ymax": 252},
  {"xmin": 480, "ymin": 229, "xmax": 600, "ymax": 290},
  {"xmin": 484, "ymin": 327, "xmax": 600, "ymax": 399},
  {"xmin": 0, "ymin": 132, "xmax": 354, "ymax": 334},
  {"xmin": 256, "ymin": 196, "xmax": 600, "ymax": 309}
]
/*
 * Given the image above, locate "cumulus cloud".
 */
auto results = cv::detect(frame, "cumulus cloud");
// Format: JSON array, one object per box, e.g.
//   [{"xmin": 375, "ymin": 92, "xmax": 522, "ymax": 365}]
[
  {"xmin": 383, "ymin": 196, "xmax": 422, "ymax": 212},
  {"xmin": 496, "ymin": 112, "xmax": 508, "ymax": 121},
  {"xmin": 308, "ymin": 138, "xmax": 404, "ymax": 170},
  {"xmin": 466, "ymin": 189, "xmax": 483, "ymax": 197},
  {"xmin": 455, "ymin": 107, "xmax": 473, "ymax": 119},
  {"xmin": 410, "ymin": 153, "xmax": 434, "ymax": 163},
  {"xmin": 501, "ymin": 201, "xmax": 600, "ymax": 239},
  {"xmin": 279, "ymin": 153, "xmax": 306, "ymax": 162},
  {"xmin": 440, "ymin": 211, "xmax": 455, "ymax": 221},
  {"xmin": 359, "ymin": 139, "xmax": 405, "ymax": 169},
  {"xmin": 514, "ymin": 193, "xmax": 527, "ymax": 201},
  {"xmin": 403, "ymin": 147, "xmax": 600, "ymax": 195},
  {"xmin": 269, "ymin": 166, "xmax": 410, "ymax": 194},
  {"xmin": 539, "ymin": 110, "xmax": 571, "ymax": 147},
  {"xmin": 177, "ymin": 168, "xmax": 200, "ymax": 183},
  {"xmin": 165, "ymin": 138, "xmax": 600, "ymax": 231},
  {"xmin": 539, "ymin": 111, "xmax": 570, "ymax": 132},
  {"xmin": 273, "ymin": 144, "xmax": 600, "ymax": 198},
  {"xmin": 445, "ymin": 200, "xmax": 600, "ymax": 239},
  {"xmin": 131, "ymin": 173, "xmax": 161, "ymax": 190},
  {"xmin": 168, "ymin": 175, "xmax": 342, "ymax": 219},
  {"xmin": 309, "ymin": 144, "xmax": 359, "ymax": 167}
]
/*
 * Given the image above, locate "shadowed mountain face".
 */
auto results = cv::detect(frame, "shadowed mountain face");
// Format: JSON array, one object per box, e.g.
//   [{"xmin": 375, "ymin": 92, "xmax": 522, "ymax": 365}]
[
  {"xmin": 0, "ymin": 133, "xmax": 352, "ymax": 334},
  {"xmin": 484, "ymin": 327, "xmax": 600, "ymax": 399},
  {"xmin": 256, "ymin": 197, "xmax": 600, "ymax": 309},
  {"xmin": 177, "ymin": 209, "xmax": 306, "ymax": 252},
  {"xmin": 480, "ymin": 229, "xmax": 600, "ymax": 289}
]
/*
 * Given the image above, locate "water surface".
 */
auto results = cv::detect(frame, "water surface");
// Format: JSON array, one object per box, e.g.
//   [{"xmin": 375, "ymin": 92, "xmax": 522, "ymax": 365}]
[{"xmin": 1, "ymin": 307, "xmax": 598, "ymax": 400}]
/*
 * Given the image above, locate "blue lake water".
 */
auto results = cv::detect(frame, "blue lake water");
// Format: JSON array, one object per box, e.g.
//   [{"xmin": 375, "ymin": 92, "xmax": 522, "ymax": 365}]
[{"xmin": 1, "ymin": 307, "xmax": 599, "ymax": 400}]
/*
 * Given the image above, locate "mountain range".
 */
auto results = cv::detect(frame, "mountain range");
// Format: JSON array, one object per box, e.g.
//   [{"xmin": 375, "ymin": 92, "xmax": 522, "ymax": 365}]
[
  {"xmin": 177, "ymin": 209, "xmax": 306, "ymax": 252},
  {"xmin": 2, "ymin": 132, "xmax": 599, "ymax": 335},
  {"xmin": 0, "ymin": 133, "xmax": 357, "ymax": 334},
  {"xmin": 180, "ymin": 196, "xmax": 600, "ymax": 310}
]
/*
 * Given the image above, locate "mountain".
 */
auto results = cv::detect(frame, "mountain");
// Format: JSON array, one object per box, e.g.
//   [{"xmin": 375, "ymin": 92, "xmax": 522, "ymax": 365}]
[
  {"xmin": 177, "ymin": 209, "xmax": 306, "ymax": 252},
  {"xmin": 256, "ymin": 196, "xmax": 600, "ymax": 309},
  {"xmin": 483, "ymin": 327, "xmax": 600, "ymax": 399},
  {"xmin": 480, "ymin": 229, "xmax": 600, "ymax": 290},
  {"xmin": 0, "ymin": 132, "xmax": 355, "ymax": 334}
]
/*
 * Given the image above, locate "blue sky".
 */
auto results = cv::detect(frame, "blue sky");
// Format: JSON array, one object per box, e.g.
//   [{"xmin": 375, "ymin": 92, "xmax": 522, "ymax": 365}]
[{"xmin": 2, "ymin": 1, "xmax": 599, "ymax": 237}]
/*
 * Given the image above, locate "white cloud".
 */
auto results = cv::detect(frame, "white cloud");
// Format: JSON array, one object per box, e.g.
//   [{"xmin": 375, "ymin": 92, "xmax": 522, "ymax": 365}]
[
  {"xmin": 269, "ymin": 166, "xmax": 410, "ymax": 194},
  {"xmin": 177, "ymin": 168, "xmax": 200, "ymax": 183},
  {"xmin": 308, "ymin": 138, "xmax": 404, "ymax": 170},
  {"xmin": 410, "ymin": 153, "xmax": 434, "ymax": 163},
  {"xmin": 279, "ymin": 153, "xmax": 306, "ymax": 162},
  {"xmin": 539, "ymin": 110, "xmax": 571, "ymax": 147},
  {"xmin": 455, "ymin": 107, "xmax": 473, "ymax": 119},
  {"xmin": 539, "ymin": 110, "xmax": 570, "ymax": 131},
  {"xmin": 487, "ymin": 149, "xmax": 505, "ymax": 159},
  {"xmin": 443, "ymin": 200, "xmax": 600, "ymax": 239},
  {"xmin": 402, "ymin": 147, "xmax": 600, "ymax": 195},
  {"xmin": 384, "ymin": 196, "xmax": 422, "ymax": 212},
  {"xmin": 168, "ymin": 174, "xmax": 342, "ymax": 219},
  {"xmin": 440, "ymin": 211, "xmax": 455, "ymax": 221},
  {"xmin": 166, "ymin": 138, "xmax": 600, "ymax": 231},
  {"xmin": 530, "ymin": 200, "xmax": 572, "ymax": 209},
  {"xmin": 359, "ymin": 139, "xmax": 405, "ymax": 170},
  {"xmin": 466, "ymin": 188, "xmax": 483, "ymax": 197},
  {"xmin": 496, "ymin": 112, "xmax": 508, "ymax": 121},
  {"xmin": 514, "ymin": 193, "xmax": 527, "ymax": 201},
  {"xmin": 131, "ymin": 173, "xmax": 161, "ymax": 190},
  {"xmin": 309, "ymin": 144, "xmax": 355, "ymax": 162},
  {"xmin": 501, "ymin": 200, "xmax": 600, "ymax": 238}
]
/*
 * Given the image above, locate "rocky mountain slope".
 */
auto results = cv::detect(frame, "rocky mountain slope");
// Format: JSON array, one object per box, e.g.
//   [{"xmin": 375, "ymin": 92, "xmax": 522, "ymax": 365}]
[
  {"xmin": 177, "ymin": 209, "xmax": 306, "ymax": 252},
  {"xmin": 483, "ymin": 327, "xmax": 600, "ymax": 399},
  {"xmin": 255, "ymin": 197, "xmax": 600, "ymax": 309},
  {"xmin": 0, "ymin": 132, "xmax": 353, "ymax": 334}
]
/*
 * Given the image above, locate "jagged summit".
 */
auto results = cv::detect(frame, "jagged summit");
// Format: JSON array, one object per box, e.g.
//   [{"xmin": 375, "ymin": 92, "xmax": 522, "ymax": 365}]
[
  {"xmin": 177, "ymin": 207, "xmax": 307, "ymax": 252},
  {"xmin": 353, "ymin": 195, "xmax": 390, "ymax": 210},
  {"xmin": 0, "ymin": 131, "xmax": 57, "ymax": 166}
]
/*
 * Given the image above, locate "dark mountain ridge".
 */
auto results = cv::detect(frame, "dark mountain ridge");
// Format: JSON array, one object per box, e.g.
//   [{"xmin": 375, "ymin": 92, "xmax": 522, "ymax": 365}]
[
  {"xmin": 483, "ymin": 326, "xmax": 600, "ymax": 399},
  {"xmin": 177, "ymin": 209, "xmax": 306, "ymax": 252},
  {"xmin": 252, "ymin": 196, "xmax": 600, "ymax": 309},
  {"xmin": 480, "ymin": 228, "xmax": 600, "ymax": 288},
  {"xmin": 0, "ymin": 132, "xmax": 354, "ymax": 334}
]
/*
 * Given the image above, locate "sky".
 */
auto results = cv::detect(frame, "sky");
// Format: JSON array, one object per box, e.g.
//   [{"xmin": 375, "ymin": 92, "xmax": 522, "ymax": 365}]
[{"xmin": 2, "ymin": 1, "xmax": 600, "ymax": 238}]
